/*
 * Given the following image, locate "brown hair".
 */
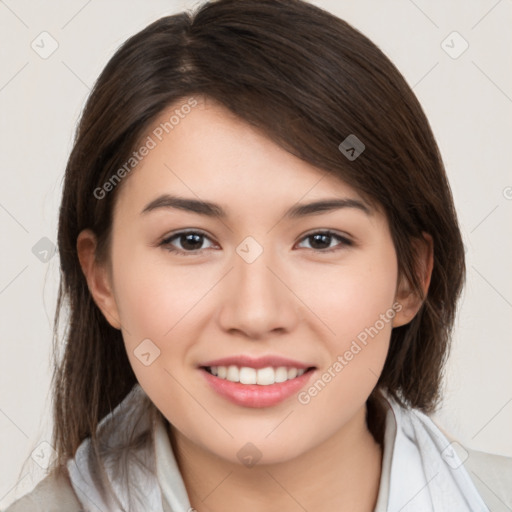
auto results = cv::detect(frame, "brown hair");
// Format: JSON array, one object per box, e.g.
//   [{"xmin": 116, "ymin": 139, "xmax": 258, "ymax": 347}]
[{"xmin": 21, "ymin": 0, "xmax": 466, "ymax": 505}]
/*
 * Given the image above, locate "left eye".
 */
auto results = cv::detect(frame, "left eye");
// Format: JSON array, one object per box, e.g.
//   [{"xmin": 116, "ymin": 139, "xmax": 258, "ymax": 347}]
[{"xmin": 296, "ymin": 231, "xmax": 352, "ymax": 252}]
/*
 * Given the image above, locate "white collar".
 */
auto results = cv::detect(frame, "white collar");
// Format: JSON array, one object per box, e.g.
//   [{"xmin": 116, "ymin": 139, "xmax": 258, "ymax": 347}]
[
  {"xmin": 67, "ymin": 383, "xmax": 488, "ymax": 511},
  {"xmin": 373, "ymin": 394, "xmax": 488, "ymax": 511}
]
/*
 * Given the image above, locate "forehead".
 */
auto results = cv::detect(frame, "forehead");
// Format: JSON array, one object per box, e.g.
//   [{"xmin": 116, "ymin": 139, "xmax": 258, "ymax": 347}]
[{"xmin": 114, "ymin": 97, "xmax": 372, "ymax": 219}]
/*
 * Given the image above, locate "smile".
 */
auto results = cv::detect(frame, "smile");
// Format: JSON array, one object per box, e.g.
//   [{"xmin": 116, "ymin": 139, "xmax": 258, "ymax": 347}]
[
  {"xmin": 199, "ymin": 359, "xmax": 316, "ymax": 408},
  {"xmin": 204, "ymin": 365, "xmax": 308, "ymax": 385}
]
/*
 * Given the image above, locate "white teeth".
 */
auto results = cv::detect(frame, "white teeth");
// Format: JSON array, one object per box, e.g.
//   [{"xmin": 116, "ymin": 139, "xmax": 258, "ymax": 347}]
[
  {"xmin": 206, "ymin": 365, "xmax": 308, "ymax": 384},
  {"xmin": 287, "ymin": 367, "xmax": 298, "ymax": 379},
  {"xmin": 275, "ymin": 367, "xmax": 288, "ymax": 383},
  {"xmin": 226, "ymin": 365, "xmax": 239, "ymax": 382},
  {"xmin": 239, "ymin": 367, "xmax": 257, "ymax": 384},
  {"xmin": 256, "ymin": 367, "xmax": 275, "ymax": 385}
]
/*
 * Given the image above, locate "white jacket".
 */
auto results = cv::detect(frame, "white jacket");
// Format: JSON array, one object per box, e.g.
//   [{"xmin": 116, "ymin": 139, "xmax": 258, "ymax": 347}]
[{"xmin": 4, "ymin": 384, "xmax": 512, "ymax": 511}]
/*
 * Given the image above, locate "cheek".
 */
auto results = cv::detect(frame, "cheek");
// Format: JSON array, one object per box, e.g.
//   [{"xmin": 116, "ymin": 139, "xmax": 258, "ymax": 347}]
[
  {"xmin": 111, "ymin": 244, "xmax": 215, "ymax": 338},
  {"xmin": 111, "ymin": 260, "xmax": 205, "ymax": 407},
  {"xmin": 292, "ymin": 246, "xmax": 398, "ymax": 411},
  {"xmin": 110, "ymin": 248, "xmax": 225, "ymax": 394},
  {"xmin": 293, "ymin": 250, "xmax": 398, "ymax": 347},
  {"xmin": 299, "ymin": 247, "xmax": 397, "ymax": 408}
]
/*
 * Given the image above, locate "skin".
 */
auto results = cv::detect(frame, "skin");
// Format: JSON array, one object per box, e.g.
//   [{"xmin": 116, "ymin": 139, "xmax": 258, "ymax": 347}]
[{"xmin": 78, "ymin": 96, "xmax": 433, "ymax": 512}]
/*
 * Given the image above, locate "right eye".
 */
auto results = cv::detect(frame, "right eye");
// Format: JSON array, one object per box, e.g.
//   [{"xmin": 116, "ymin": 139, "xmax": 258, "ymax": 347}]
[{"xmin": 159, "ymin": 230, "xmax": 218, "ymax": 255}]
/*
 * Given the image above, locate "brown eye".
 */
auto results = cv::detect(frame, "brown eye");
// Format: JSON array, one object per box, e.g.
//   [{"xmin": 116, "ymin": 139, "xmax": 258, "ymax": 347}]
[
  {"xmin": 296, "ymin": 231, "xmax": 352, "ymax": 252},
  {"xmin": 160, "ymin": 230, "xmax": 217, "ymax": 255}
]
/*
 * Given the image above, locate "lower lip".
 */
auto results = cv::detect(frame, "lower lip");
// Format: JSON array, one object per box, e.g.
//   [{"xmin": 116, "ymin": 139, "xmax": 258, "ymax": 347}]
[{"xmin": 200, "ymin": 368, "xmax": 315, "ymax": 408}]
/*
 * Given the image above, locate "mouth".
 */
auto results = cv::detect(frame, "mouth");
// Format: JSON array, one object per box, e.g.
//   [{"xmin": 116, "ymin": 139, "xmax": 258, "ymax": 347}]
[{"xmin": 198, "ymin": 357, "xmax": 317, "ymax": 408}]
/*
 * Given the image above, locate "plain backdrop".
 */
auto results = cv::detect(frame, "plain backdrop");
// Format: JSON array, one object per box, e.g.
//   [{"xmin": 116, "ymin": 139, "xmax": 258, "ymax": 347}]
[{"xmin": 1, "ymin": 0, "xmax": 511, "ymax": 507}]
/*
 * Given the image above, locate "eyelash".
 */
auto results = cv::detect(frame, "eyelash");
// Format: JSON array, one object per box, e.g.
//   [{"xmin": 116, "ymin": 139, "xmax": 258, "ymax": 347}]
[{"xmin": 158, "ymin": 229, "xmax": 353, "ymax": 256}]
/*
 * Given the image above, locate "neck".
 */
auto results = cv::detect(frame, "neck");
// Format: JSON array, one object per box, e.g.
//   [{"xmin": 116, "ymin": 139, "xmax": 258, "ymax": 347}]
[{"xmin": 169, "ymin": 401, "xmax": 384, "ymax": 512}]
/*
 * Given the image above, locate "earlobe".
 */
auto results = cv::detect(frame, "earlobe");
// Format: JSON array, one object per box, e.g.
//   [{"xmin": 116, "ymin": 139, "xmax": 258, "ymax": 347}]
[
  {"xmin": 76, "ymin": 229, "xmax": 122, "ymax": 330},
  {"xmin": 393, "ymin": 233, "xmax": 434, "ymax": 328}
]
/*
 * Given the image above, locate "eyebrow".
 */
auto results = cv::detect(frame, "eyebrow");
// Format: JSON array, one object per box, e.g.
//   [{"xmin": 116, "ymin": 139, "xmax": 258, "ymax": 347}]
[{"xmin": 140, "ymin": 194, "xmax": 372, "ymax": 218}]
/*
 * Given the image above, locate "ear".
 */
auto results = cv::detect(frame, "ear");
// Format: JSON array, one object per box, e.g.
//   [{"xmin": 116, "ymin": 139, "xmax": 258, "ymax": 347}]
[
  {"xmin": 77, "ymin": 229, "xmax": 122, "ymax": 330},
  {"xmin": 393, "ymin": 233, "xmax": 434, "ymax": 328}
]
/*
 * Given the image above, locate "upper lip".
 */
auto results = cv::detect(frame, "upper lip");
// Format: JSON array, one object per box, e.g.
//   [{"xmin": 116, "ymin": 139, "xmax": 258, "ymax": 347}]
[{"xmin": 200, "ymin": 355, "xmax": 315, "ymax": 370}]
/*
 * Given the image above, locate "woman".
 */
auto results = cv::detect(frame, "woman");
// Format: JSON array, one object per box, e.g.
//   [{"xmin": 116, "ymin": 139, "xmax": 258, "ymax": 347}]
[{"xmin": 4, "ymin": 0, "xmax": 511, "ymax": 510}]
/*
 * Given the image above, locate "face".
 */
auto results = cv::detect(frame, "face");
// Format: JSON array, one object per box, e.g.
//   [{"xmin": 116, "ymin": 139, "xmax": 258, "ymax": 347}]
[{"xmin": 79, "ymin": 96, "xmax": 420, "ymax": 466}]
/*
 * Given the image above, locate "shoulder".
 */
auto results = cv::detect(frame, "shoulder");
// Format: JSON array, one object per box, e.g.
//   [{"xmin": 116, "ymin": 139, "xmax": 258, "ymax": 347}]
[
  {"xmin": 2, "ymin": 470, "xmax": 82, "ymax": 512},
  {"xmin": 463, "ymin": 446, "xmax": 512, "ymax": 511}
]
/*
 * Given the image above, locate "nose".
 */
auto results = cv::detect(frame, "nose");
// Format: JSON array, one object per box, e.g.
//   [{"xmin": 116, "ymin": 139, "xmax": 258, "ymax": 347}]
[{"xmin": 216, "ymin": 247, "xmax": 299, "ymax": 340}]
